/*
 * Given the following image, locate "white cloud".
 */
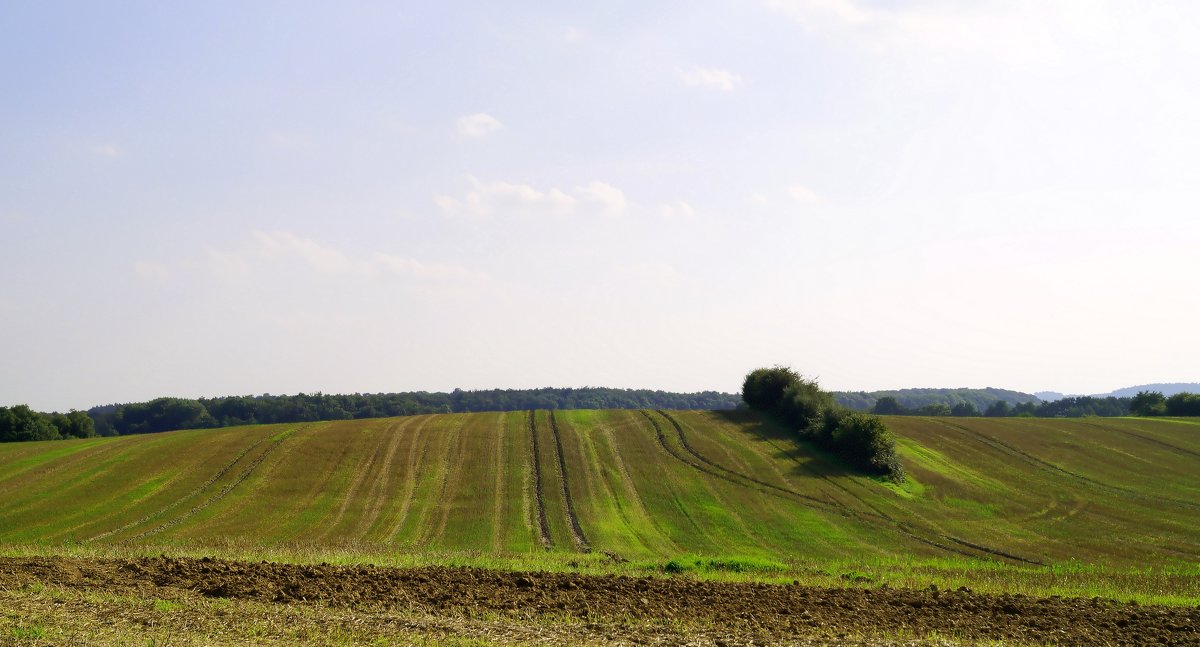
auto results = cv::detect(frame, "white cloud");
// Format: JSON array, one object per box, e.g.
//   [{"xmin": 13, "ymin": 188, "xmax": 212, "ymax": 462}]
[
  {"xmin": 749, "ymin": 194, "xmax": 770, "ymax": 206},
  {"xmin": 93, "ymin": 144, "xmax": 123, "ymax": 158},
  {"xmin": 456, "ymin": 113, "xmax": 504, "ymax": 137},
  {"xmin": 435, "ymin": 176, "xmax": 627, "ymax": 218},
  {"xmin": 659, "ymin": 200, "xmax": 696, "ymax": 218},
  {"xmin": 255, "ymin": 231, "xmax": 356, "ymax": 275},
  {"xmin": 576, "ymin": 181, "xmax": 627, "ymax": 218},
  {"xmin": 678, "ymin": 66, "xmax": 743, "ymax": 91},
  {"xmin": 248, "ymin": 231, "xmax": 486, "ymax": 283},
  {"xmin": 788, "ymin": 185, "xmax": 819, "ymax": 203}
]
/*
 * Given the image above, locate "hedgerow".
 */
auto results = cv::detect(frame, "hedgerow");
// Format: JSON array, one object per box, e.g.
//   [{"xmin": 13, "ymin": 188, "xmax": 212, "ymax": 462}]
[{"xmin": 741, "ymin": 367, "xmax": 904, "ymax": 481}]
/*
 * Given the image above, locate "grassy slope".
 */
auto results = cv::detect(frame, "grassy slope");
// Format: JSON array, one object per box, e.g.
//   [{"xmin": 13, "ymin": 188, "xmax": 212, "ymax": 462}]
[{"xmin": 1, "ymin": 412, "xmax": 1197, "ymax": 572}]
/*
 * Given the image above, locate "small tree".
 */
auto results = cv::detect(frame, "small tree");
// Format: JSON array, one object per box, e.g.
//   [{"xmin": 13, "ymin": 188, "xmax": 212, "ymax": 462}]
[
  {"xmin": 1130, "ymin": 391, "xmax": 1167, "ymax": 416},
  {"xmin": 985, "ymin": 401, "xmax": 1011, "ymax": 417},
  {"xmin": 872, "ymin": 396, "xmax": 908, "ymax": 415},
  {"xmin": 951, "ymin": 402, "xmax": 980, "ymax": 417}
]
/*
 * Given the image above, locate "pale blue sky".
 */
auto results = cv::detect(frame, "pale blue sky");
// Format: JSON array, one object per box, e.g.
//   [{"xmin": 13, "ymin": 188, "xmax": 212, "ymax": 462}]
[{"xmin": 3, "ymin": 1, "xmax": 1198, "ymax": 411}]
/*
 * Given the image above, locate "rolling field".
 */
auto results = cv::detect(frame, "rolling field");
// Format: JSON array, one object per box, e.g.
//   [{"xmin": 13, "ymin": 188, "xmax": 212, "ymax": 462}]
[
  {"xmin": 4, "ymin": 411, "xmax": 1200, "ymax": 644},
  {"xmin": 2, "ymin": 410, "xmax": 1198, "ymax": 575}
]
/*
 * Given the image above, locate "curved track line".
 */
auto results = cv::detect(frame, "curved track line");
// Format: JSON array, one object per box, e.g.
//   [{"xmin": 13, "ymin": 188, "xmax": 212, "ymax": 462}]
[
  {"xmin": 321, "ymin": 423, "xmax": 396, "ymax": 539},
  {"xmin": 594, "ymin": 421, "xmax": 683, "ymax": 554},
  {"xmin": 427, "ymin": 416, "xmax": 470, "ymax": 545},
  {"xmin": 934, "ymin": 419, "xmax": 1200, "ymax": 512},
  {"xmin": 356, "ymin": 417, "xmax": 416, "ymax": 537},
  {"xmin": 384, "ymin": 416, "xmax": 436, "ymax": 543},
  {"xmin": 738, "ymin": 418, "xmax": 1043, "ymax": 565},
  {"xmin": 127, "ymin": 428, "xmax": 295, "ymax": 540},
  {"xmin": 491, "ymin": 414, "xmax": 507, "ymax": 553},
  {"xmin": 88, "ymin": 435, "xmax": 271, "ymax": 542},
  {"xmin": 639, "ymin": 411, "xmax": 843, "ymax": 513},
  {"xmin": 528, "ymin": 411, "xmax": 552, "ymax": 549},
  {"xmin": 548, "ymin": 411, "xmax": 589, "ymax": 552},
  {"xmin": 1076, "ymin": 420, "xmax": 1200, "ymax": 460}
]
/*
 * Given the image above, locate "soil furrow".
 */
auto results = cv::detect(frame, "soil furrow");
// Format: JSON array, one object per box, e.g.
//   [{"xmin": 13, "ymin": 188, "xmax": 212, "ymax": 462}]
[
  {"xmin": 356, "ymin": 417, "xmax": 416, "ymax": 537},
  {"xmin": 321, "ymin": 423, "xmax": 394, "ymax": 539},
  {"xmin": 527, "ymin": 411, "xmax": 552, "ymax": 549},
  {"xmin": 1077, "ymin": 420, "xmax": 1200, "ymax": 459},
  {"xmin": 639, "ymin": 411, "xmax": 843, "ymax": 513},
  {"xmin": 751, "ymin": 425, "xmax": 1041, "ymax": 564},
  {"xmin": 547, "ymin": 411, "xmax": 589, "ymax": 552},
  {"xmin": 384, "ymin": 416, "xmax": 435, "ymax": 543},
  {"xmin": 491, "ymin": 414, "xmax": 506, "ymax": 553},
  {"xmin": 935, "ymin": 419, "xmax": 1200, "ymax": 511},
  {"xmin": 129, "ymin": 429, "xmax": 294, "ymax": 540},
  {"xmin": 5, "ymin": 556, "xmax": 1194, "ymax": 647},
  {"xmin": 88, "ymin": 436, "xmax": 270, "ymax": 542},
  {"xmin": 426, "ymin": 416, "xmax": 469, "ymax": 546}
]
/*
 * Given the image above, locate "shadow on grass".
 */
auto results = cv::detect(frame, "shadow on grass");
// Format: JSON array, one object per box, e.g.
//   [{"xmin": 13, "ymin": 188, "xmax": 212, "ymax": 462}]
[{"xmin": 708, "ymin": 410, "xmax": 861, "ymax": 480}]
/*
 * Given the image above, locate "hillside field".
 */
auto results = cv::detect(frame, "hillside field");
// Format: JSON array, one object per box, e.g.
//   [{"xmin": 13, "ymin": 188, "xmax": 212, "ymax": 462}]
[
  {"xmin": 4, "ymin": 411, "xmax": 1200, "ymax": 644},
  {"xmin": 3, "ymin": 411, "xmax": 1198, "ymax": 584}
]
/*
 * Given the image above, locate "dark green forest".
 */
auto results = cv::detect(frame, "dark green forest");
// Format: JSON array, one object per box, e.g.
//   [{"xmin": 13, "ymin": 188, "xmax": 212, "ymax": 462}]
[
  {"xmin": 83, "ymin": 388, "xmax": 742, "ymax": 438},
  {"xmin": 0, "ymin": 406, "xmax": 95, "ymax": 442}
]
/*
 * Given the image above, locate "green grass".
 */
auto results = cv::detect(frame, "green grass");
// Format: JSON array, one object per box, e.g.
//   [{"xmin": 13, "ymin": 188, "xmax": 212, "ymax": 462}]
[{"xmin": 1, "ymin": 411, "xmax": 1198, "ymax": 603}]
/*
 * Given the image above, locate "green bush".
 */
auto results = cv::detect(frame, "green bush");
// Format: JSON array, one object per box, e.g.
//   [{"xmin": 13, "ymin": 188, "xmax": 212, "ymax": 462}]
[{"xmin": 741, "ymin": 366, "xmax": 904, "ymax": 481}]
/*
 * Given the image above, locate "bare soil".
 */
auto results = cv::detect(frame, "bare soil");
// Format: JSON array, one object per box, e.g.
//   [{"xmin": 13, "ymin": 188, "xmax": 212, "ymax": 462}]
[{"xmin": 1, "ymin": 556, "xmax": 1197, "ymax": 645}]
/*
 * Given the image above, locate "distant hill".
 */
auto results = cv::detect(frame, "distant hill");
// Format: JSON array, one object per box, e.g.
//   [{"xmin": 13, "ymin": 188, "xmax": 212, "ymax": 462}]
[
  {"xmin": 1037, "ymin": 384, "xmax": 1200, "ymax": 402},
  {"xmin": 1101, "ymin": 383, "xmax": 1200, "ymax": 398},
  {"xmin": 833, "ymin": 388, "xmax": 1040, "ymax": 413}
]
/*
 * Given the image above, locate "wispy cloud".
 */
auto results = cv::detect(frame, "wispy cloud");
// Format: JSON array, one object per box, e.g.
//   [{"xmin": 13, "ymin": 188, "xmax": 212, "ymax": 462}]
[
  {"xmin": 658, "ymin": 200, "xmax": 696, "ymax": 218},
  {"xmin": 250, "ymin": 231, "xmax": 488, "ymax": 283},
  {"xmin": 457, "ymin": 113, "xmax": 504, "ymax": 137},
  {"xmin": 435, "ymin": 176, "xmax": 627, "ymax": 218},
  {"xmin": 677, "ymin": 66, "xmax": 743, "ymax": 91}
]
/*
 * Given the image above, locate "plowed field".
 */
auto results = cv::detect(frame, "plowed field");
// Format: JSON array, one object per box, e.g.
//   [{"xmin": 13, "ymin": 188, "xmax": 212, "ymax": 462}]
[{"xmin": 2, "ymin": 555, "xmax": 1196, "ymax": 645}]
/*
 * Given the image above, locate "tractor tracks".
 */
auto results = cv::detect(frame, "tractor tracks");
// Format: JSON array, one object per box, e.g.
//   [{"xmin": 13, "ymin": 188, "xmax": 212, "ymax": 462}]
[
  {"xmin": 658, "ymin": 411, "xmax": 1042, "ymax": 566},
  {"xmin": 88, "ymin": 436, "xmax": 271, "ymax": 542},
  {"xmin": 528, "ymin": 411, "xmax": 552, "ymax": 549},
  {"xmin": 934, "ymin": 420, "xmax": 1200, "ymax": 512},
  {"xmin": 548, "ymin": 411, "xmax": 589, "ymax": 552},
  {"xmin": 125, "ymin": 428, "xmax": 295, "ymax": 541}
]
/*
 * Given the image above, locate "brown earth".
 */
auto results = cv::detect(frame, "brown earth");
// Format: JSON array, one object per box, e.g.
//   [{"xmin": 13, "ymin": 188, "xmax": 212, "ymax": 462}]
[{"xmin": 1, "ymin": 556, "xmax": 1198, "ymax": 645}]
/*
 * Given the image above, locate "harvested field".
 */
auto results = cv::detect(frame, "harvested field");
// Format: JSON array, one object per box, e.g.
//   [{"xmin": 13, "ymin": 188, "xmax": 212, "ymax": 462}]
[{"xmin": 1, "ymin": 555, "xmax": 1196, "ymax": 646}]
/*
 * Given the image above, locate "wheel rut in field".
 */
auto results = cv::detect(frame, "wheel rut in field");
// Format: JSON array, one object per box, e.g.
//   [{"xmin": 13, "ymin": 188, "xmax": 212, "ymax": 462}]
[
  {"xmin": 321, "ymin": 423, "xmax": 397, "ymax": 540},
  {"xmin": 384, "ymin": 416, "xmax": 436, "ymax": 543},
  {"xmin": 527, "ymin": 411, "xmax": 552, "ymax": 549},
  {"xmin": 355, "ymin": 417, "xmax": 415, "ymax": 537},
  {"xmin": 1078, "ymin": 420, "xmax": 1200, "ymax": 460},
  {"xmin": 935, "ymin": 419, "xmax": 1200, "ymax": 512},
  {"xmin": 639, "ymin": 411, "xmax": 848, "ymax": 515},
  {"xmin": 748, "ymin": 423, "xmax": 1042, "ymax": 565},
  {"xmin": 88, "ymin": 435, "xmax": 272, "ymax": 542},
  {"xmin": 127, "ymin": 428, "xmax": 296, "ymax": 540},
  {"xmin": 547, "ymin": 411, "xmax": 589, "ymax": 552}
]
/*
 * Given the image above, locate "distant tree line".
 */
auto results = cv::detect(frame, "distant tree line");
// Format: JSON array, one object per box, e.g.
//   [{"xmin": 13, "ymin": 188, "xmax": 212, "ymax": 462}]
[
  {"xmin": 82, "ymin": 388, "xmax": 741, "ymax": 438},
  {"xmin": 742, "ymin": 367, "xmax": 904, "ymax": 481},
  {"xmin": 1129, "ymin": 391, "xmax": 1200, "ymax": 417},
  {"xmin": 0, "ymin": 405, "xmax": 95, "ymax": 442},
  {"xmin": 870, "ymin": 395, "xmax": 1133, "ymax": 418},
  {"xmin": 834, "ymin": 388, "xmax": 1039, "ymax": 415}
]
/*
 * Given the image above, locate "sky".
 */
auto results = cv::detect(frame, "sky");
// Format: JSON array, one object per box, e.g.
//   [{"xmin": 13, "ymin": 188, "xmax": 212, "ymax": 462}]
[{"xmin": 3, "ymin": 1, "xmax": 1199, "ymax": 411}]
